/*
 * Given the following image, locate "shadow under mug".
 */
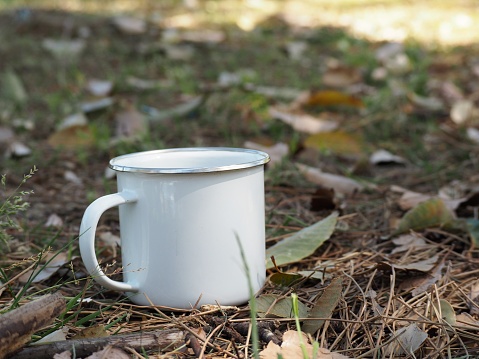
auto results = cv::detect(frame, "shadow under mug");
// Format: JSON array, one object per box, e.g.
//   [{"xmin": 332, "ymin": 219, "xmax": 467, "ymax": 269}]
[{"xmin": 79, "ymin": 147, "xmax": 270, "ymax": 308}]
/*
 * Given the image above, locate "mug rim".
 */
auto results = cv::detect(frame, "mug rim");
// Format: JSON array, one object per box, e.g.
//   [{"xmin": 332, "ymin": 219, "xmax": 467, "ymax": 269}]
[{"xmin": 109, "ymin": 147, "xmax": 271, "ymax": 174}]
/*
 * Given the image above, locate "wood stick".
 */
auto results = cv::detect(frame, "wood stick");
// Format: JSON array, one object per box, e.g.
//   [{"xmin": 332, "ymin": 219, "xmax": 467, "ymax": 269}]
[
  {"xmin": 10, "ymin": 329, "xmax": 185, "ymax": 359},
  {"xmin": 0, "ymin": 292, "xmax": 65, "ymax": 359}
]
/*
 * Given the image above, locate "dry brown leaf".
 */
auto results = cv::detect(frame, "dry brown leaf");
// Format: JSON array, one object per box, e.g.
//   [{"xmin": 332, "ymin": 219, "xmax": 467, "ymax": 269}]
[
  {"xmin": 378, "ymin": 255, "xmax": 440, "ymax": 280},
  {"xmin": 126, "ymin": 76, "xmax": 172, "ymax": 90},
  {"xmin": 0, "ymin": 126, "xmax": 15, "ymax": 157},
  {"xmin": 42, "ymin": 39, "xmax": 85, "ymax": 60},
  {"xmin": 366, "ymin": 290, "xmax": 385, "ymax": 316},
  {"xmin": 467, "ymin": 127, "xmax": 479, "ymax": 143},
  {"xmin": 47, "ymin": 125, "xmax": 94, "ymax": 149},
  {"xmin": 53, "ymin": 351, "xmax": 71, "ymax": 359},
  {"xmin": 391, "ymin": 233, "xmax": 428, "ymax": 254},
  {"xmin": 0, "ymin": 126, "xmax": 14, "ymax": 145},
  {"xmin": 163, "ymin": 13, "xmax": 199, "ymax": 29},
  {"xmin": 259, "ymin": 330, "xmax": 350, "ymax": 359},
  {"xmin": 99, "ymin": 232, "xmax": 121, "ymax": 247},
  {"xmin": 64, "ymin": 170, "xmax": 83, "ymax": 186},
  {"xmin": 468, "ymin": 280, "xmax": 479, "ymax": 315},
  {"xmin": 72, "ymin": 324, "xmax": 109, "ymax": 339},
  {"xmin": 371, "ymin": 66, "xmax": 388, "ymax": 81},
  {"xmin": 395, "ymin": 188, "xmax": 462, "ymax": 211},
  {"xmin": 163, "ymin": 44, "xmax": 195, "ymax": 61},
  {"xmin": 45, "ymin": 213, "xmax": 63, "ymax": 228},
  {"xmin": 375, "ymin": 42, "xmax": 404, "ymax": 63},
  {"xmin": 113, "ymin": 16, "xmax": 146, "ymax": 34},
  {"xmin": 438, "ymin": 180, "xmax": 470, "ymax": 200},
  {"xmin": 19, "ymin": 252, "xmax": 69, "ymax": 283},
  {"xmin": 85, "ymin": 345, "xmax": 130, "ymax": 359},
  {"xmin": 322, "ymin": 66, "xmax": 362, "ymax": 88},
  {"xmin": 181, "ymin": 29, "xmax": 225, "ymax": 43},
  {"xmin": 35, "ymin": 327, "xmax": 69, "ymax": 344},
  {"xmin": 114, "ymin": 106, "xmax": 147, "ymax": 140},
  {"xmin": 370, "ymin": 149, "xmax": 406, "ymax": 165},
  {"xmin": 450, "ymin": 99, "xmax": 476, "ymax": 125},
  {"xmin": 285, "ymin": 41, "xmax": 308, "ymax": 61},
  {"xmin": 409, "ymin": 266, "xmax": 443, "ymax": 297},
  {"xmin": 310, "ymin": 186, "xmax": 337, "ymax": 211},
  {"xmin": 244, "ymin": 141, "xmax": 288, "ymax": 165},
  {"xmin": 456, "ymin": 312, "xmax": 479, "ymax": 329},
  {"xmin": 81, "ymin": 97, "xmax": 114, "ymax": 113},
  {"xmin": 408, "ymin": 93, "xmax": 444, "ymax": 111},
  {"xmin": 396, "ymin": 257, "xmax": 445, "ymax": 296},
  {"xmin": 437, "ymin": 81, "xmax": 464, "ymax": 103},
  {"xmin": 396, "ymin": 255, "xmax": 439, "ymax": 272},
  {"xmin": 296, "ymin": 163, "xmax": 363, "ymax": 196},
  {"xmin": 385, "ymin": 53, "xmax": 411, "ymax": 74},
  {"xmin": 374, "ymin": 43, "xmax": 410, "ymax": 75},
  {"xmin": 86, "ymin": 79, "xmax": 113, "ymax": 97},
  {"xmin": 269, "ymin": 106, "xmax": 338, "ymax": 134},
  {"xmin": 384, "ymin": 324, "xmax": 427, "ymax": 356},
  {"xmin": 0, "ymin": 126, "xmax": 32, "ymax": 158},
  {"xmin": 217, "ymin": 69, "xmax": 256, "ymax": 87},
  {"xmin": 303, "ymin": 277, "xmax": 343, "ymax": 334},
  {"xmin": 246, "ymin": 85, "xmax": 302, "ymax": 100},
  {"xmin": 7, "ymin": 140, "xmax": 31, "ymax": 157},
  {"xmin": 99, "ymin": 231, "xmax": 121, "ymax": 257}
]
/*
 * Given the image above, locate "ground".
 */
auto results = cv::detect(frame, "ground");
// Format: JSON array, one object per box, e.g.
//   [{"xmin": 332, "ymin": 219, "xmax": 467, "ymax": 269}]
[{"xmin": 0, "ymin": 1, "xmax": 479, "ymax": 358}]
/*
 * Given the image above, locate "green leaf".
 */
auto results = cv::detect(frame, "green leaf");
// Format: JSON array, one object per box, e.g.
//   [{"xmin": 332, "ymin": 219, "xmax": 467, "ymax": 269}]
[
  {"xmin": 439, "ymin": 299, "xmax": 456, "ymax": 326},
  {"xmin": 269, "ymin": 272, "xmax": 303, "ymax": 287},
  {"xmin": 270, "ymin": 270, "xmax": 329, "ymax": 287},
  {"xmin": 254, "ymin": 294, "xmax": 309, "ymax": 318},
  {"xmin": 2, "ymin": 70, "xmax": 27, "ymax": 104},
  {"xmin": 466, "ymin": 219, "xmax": 479, "ymax": 248},
  {"xmin": 266, "ymin": 212, "xmax": 338, "ymax": 269},
  {"xmin": 145, "ymin": 96, "xmax": 203, "ymax": 122},
  {"xmin": 303, "ymin": 131, "xmax": 365, "ymax": 155},
  {"xmin": 394, "ymin": 198, "xmax": 456, "ymax": 235},
  {"xmin": 303, "ymin": 277, "xmax": 343, "ymax": 334}
]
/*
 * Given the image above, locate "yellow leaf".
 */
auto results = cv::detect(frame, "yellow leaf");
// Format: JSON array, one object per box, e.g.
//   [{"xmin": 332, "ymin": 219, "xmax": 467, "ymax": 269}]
[
  {"xmin": 72, "ymin": 324, "xmax": 109, "ymax": 339},
  {"xmin": 303, "ymin": 90, "xmax": 363, "ymax": 108},
  {"xmin": 303, "ymin": 131, "xmax": 364, "ymax": 155},
  {"xmin": 394, "ymin": 197, "xmax": 456, "ymax": 235}
]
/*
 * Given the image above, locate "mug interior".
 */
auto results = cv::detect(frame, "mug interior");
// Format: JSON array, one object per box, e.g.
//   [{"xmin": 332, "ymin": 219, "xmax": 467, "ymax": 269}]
[{"xmin": 109, "ymin": 147, "xmax": 270, "ymax": 174}]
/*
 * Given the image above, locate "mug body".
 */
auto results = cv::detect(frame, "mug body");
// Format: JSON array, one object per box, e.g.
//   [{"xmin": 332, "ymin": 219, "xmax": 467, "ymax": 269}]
[{"xmin": 110, "ymin": 148, "xmax": 268, "ymax": 308}]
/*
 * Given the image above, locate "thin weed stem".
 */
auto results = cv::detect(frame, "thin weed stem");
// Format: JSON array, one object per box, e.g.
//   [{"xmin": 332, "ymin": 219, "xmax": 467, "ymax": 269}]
[{"xmin": 235, "ymin": 234, "xmax": 260, "ymax": 359}]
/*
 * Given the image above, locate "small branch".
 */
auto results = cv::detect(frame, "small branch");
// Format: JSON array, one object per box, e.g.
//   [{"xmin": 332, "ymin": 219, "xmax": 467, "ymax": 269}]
[
  {"xmin": 0, "ymin": 292, "xmax": 65, "ymax": 359},
  {"xmin": 11, "ymin": 329, "xmax": 185, "ymax": 359}
]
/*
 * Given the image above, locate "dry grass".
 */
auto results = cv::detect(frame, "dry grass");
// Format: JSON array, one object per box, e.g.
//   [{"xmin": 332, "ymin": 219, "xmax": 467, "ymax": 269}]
[{"xmin": 1, "ymin": 0, "xmax": 479, "ymax": 358}]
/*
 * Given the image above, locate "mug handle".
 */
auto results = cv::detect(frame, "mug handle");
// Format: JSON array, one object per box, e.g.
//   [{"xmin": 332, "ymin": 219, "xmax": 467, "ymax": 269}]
[{"xmin": 79, "ymin": 190, "xmax": 139, "ymax": 292}]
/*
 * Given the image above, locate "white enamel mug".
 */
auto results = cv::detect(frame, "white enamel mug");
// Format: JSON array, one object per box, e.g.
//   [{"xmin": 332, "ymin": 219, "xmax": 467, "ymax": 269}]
[{"xmin": 79, "ymin": 147, "xmax": 270, "ymax": 308}]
